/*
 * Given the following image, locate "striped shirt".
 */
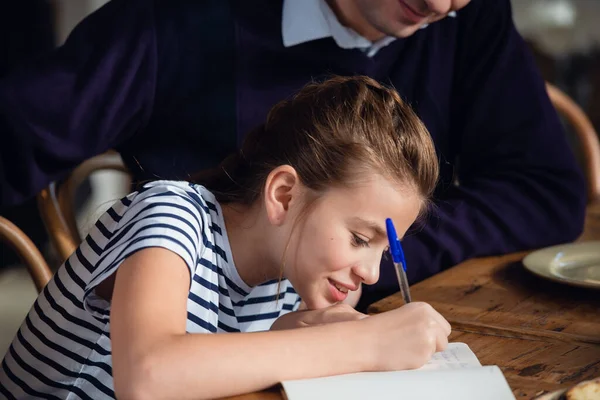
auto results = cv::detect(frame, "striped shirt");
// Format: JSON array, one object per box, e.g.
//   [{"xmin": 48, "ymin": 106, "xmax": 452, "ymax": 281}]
[{"xmin": 0, "ymin": 181, "xmax": 301, "ymax": 399}]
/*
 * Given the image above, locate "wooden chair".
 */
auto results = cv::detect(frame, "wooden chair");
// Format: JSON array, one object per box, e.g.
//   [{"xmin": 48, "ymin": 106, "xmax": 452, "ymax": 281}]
[
  {"xmin": 0, "ymin": 216, "xmax": 53, "ymax": 293},
  {"xmin": 37, "ymin": 151, "xmax": 130, "ymax": 263},
  {"xmin": 546, "ymin": 82, "xmax": 600, "ymax": 203}
]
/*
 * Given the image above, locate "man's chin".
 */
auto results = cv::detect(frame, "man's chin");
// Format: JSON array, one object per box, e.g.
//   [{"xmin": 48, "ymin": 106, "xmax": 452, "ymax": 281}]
[{"xmin": 389, "ymin": 24, "xmax": 423, "ymax": 38}]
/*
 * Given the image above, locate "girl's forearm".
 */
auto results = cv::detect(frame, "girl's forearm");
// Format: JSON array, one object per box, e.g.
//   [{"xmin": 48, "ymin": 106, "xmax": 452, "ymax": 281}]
[{"xmin": 116, "ymin": 320, "xmax": 371, "ymax": 400}]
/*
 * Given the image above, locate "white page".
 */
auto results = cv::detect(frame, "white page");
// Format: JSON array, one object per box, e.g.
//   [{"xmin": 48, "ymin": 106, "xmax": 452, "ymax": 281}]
[
  {"xmin": 281, "ymin": 343, "xmax": 516, "ymax": 400},
  {"xmin": 282, "ymin": 366, "xmax": 515, "ymax": 400},
  {"xmin": 418, "ymin": 342, "xmax": 482, "ymax": 371}
]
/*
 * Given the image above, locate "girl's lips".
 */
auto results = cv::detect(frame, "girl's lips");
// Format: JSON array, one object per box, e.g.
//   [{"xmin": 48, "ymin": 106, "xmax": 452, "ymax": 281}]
[{"xmin": 328, "ymin": 279, "xmax": 349, "ymax": 303}]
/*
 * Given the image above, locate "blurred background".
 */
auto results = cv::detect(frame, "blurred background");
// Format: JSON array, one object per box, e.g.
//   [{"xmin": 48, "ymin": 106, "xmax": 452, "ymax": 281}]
[{"xmin": 2, "ymin": 0, "xmax": 600, "ymax": 354}]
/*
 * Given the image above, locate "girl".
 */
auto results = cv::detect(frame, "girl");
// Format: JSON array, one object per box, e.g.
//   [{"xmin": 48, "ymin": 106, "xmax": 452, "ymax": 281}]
[{"xmin": 0, "ymin": 76, "xmax": 451, "ymax": 399}]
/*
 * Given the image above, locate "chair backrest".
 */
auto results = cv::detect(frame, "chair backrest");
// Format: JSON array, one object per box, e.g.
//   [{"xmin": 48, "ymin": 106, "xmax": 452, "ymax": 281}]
[
  {"xmin": 0, "ymin": 216, "xmax": 53, "ymax": 293},
  {"xmin": 37, "ymin": 151, "xmax": 130, "ymax": 263},
  {"xmin": 546, "ymin": 82, "xmax": 600, "ymax": 203}
]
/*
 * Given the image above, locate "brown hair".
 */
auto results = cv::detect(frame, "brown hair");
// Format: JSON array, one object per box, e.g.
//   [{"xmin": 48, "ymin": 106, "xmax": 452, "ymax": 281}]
[{"xmin": 193, "ymin": 76, "xmax": 438, "ymax": 213}]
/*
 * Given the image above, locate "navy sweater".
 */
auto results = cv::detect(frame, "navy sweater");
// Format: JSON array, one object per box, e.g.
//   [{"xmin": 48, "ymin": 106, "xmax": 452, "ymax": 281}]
[{"xmin": 0, "ymin": 0, "xmax": 586, "ymax": 299}]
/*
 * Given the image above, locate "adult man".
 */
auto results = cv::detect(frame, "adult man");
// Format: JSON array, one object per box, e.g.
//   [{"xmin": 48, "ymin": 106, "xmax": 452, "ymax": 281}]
[{"xmin": 0, "ymin": 0, "xmax": 585, "ymax": 305}]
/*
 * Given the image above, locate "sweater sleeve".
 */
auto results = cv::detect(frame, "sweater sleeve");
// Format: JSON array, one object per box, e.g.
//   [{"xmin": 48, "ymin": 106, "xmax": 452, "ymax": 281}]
[
  {"xmin": 0, "ymin": 0, "xmax": 156, "ymax": 206},
  {"xmin": 365, "ymin": 0, "xmax": 586, "ymax": 303}
]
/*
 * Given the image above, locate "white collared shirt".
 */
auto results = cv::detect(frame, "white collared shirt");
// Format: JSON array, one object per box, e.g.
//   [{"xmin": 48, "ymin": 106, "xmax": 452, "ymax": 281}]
[{"xmin": 282, "ymin": 0, "xmax": 456, "ymax": 57}]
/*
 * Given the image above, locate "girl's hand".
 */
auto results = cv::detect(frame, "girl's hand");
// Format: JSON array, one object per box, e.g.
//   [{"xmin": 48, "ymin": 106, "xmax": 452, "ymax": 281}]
[
  {"xmin": 359, "ymin": 302, "xmax": 452, "ymax": 371},
  {"xmin": 271, "ymin": 303, "xmax": 368, "ymax": 330}
]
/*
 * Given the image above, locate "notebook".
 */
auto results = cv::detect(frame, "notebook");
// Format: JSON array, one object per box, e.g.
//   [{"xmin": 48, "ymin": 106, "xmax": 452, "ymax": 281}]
[{"xmin": 281, "ymin": 342, "xmax": 516, "ymax": 400}]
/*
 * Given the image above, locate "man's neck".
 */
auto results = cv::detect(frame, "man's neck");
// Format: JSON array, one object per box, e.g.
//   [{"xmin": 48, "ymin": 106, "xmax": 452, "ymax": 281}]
[{"xmin": 326, "ymin": 0, "xmax": 386, "ymax": 42}]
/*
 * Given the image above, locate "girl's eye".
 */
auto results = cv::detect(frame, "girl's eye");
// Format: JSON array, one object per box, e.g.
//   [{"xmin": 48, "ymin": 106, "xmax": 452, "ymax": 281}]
[{"xmin": 351, "ymin": 233, "xmax": 369, "ymax": 248}]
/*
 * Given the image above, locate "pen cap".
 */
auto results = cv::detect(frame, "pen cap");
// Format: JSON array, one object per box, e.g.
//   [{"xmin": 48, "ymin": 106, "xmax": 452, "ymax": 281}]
[{"xmin": 385, "ymin": 218, "xmax": 402, "ymax": 263}]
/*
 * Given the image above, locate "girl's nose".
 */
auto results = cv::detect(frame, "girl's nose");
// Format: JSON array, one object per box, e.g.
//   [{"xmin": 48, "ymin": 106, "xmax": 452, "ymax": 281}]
[{"xmin": 352, "ymin": 259, "xmax": 380, "ymax": 286}]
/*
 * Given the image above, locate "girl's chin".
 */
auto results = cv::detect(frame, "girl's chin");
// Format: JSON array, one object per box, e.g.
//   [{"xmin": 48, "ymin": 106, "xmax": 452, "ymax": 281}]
[
  {"xmin": 297, "ymin": 284, "xmax": 338, "ymax": 310},
  {"xmin": 303, "ymin": 297, "xmax": 336, "ymax": 310}
]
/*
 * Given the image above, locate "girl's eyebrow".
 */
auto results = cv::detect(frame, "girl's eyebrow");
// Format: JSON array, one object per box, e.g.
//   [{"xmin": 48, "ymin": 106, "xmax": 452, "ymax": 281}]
[{"xmin": 349, "ymin": 217, "xmax": 387, "ymax": 238}]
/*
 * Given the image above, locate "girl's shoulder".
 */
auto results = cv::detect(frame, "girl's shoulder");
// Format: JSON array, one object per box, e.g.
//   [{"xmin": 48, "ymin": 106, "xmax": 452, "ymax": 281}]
[
  {"xmin": 102, "ymin": 180, "xmax": 218, "ymax": 241},
  {"xmin": 137, "ymin": 179, "xmax": 209, "ymax": 198},
  {"xmin": 131, "ymin": 180, "xmax": 218, "ymax": 214}
]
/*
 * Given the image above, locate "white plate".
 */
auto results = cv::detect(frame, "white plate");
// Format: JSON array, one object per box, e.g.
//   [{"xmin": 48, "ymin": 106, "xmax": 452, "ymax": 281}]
[{"xmin": 522, "ymin": 241, "xmax": 600, "ymax": 289}]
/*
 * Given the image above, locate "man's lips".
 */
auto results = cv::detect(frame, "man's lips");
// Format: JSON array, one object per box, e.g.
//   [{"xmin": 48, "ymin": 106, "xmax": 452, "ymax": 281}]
[{"xmin": 398, "ymin": 0, "xmax": 430, "ymax": 24}]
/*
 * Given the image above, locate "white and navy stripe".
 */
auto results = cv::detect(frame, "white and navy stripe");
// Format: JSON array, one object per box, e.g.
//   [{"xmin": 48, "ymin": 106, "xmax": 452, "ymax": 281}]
[{"xmin": 0, "ymin": 181, "xmax": 301, "ymax": 399}]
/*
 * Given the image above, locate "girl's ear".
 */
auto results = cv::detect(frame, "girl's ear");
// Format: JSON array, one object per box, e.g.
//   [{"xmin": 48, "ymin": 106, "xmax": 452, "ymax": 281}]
[{"xmin": 263, "ymin": 165, "xmax": 301, "ymax": 226}]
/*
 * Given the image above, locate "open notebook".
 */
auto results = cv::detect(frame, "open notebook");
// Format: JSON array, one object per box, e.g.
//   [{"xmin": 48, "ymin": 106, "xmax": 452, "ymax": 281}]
[{"xmin": 281, "ymin": 342, "xmax": 516, "ymax": 400}]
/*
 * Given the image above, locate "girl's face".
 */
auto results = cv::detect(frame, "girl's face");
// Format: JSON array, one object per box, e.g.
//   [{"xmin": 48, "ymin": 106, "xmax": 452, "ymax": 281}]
[{"xmin": 283, "ymin": 173, "xmax": 422, "ymax": 310}]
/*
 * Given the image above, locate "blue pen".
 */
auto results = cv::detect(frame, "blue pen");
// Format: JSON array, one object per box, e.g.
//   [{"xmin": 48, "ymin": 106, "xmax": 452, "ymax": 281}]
[{"xmin": 385, "ymin": 218, "xmax": 412, "ymax": 304}]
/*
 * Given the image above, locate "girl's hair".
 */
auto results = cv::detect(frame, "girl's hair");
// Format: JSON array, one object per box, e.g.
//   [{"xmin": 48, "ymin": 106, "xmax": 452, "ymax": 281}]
[{"xmin": 193, "ymin": 76, "xmax": 439, "ymax": 213}]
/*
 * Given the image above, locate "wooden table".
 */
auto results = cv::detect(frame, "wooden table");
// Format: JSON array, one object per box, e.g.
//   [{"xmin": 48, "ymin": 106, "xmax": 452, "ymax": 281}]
[
  {"xmin": 224, "ymin": 203, "xmax": 600, "ymax": 400},
  {"xmin": 368, "ymin": 202, "xmax": 600, "ymax": 398}
]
